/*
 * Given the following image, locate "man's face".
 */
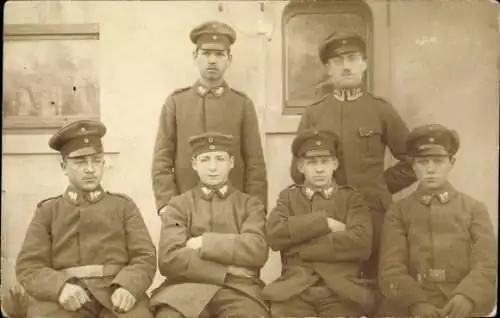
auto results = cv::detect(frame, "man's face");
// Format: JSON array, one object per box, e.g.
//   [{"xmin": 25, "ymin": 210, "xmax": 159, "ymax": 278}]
[
  {"xmin": 193, "ymin": 45, "xmax": 231, "ymax": 84},
  {"xmin": 192, "ymin": 151, "xmax": 234, "ymax": 187},
  {"xmin": 62, "ymin": 153, "xmax": 105, "ymax": 192},
  {"xmin": 412, "ymin": 155, "xmax": 455, "ymax": 190},
  {"xmin": 326, "ymin": 51, "xmax": 367, "ymax": 88},
  {"xmin": 298, "ymin": 156, "xmax": 338, "ymax": 187}
]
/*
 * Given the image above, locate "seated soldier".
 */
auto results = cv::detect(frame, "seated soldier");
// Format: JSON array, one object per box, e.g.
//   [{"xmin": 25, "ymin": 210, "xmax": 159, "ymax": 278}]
[
  {"xmin": 263, "ymin": 129, "xmax": 376, "ymax": 317},
  {"xmin": 150, "ymin": 132, "xmax": 269, "ymax": 318},
  {"xmin": 378, "ymin": 124, "xmax": 497, "ymax": 318},
  {"xmin": 15, "ymin": 120, "xmax": 157, "ymax": 318}
]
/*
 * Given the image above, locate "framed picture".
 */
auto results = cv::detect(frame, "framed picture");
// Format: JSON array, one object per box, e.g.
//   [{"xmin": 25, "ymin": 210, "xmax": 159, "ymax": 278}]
[
  {"xmin": 282, "ymin": 1, "xmax": 373, "ymax": 114},
  {"xmin": 3, "ymin": 23, "xmax": 100, "ymax": 132}
]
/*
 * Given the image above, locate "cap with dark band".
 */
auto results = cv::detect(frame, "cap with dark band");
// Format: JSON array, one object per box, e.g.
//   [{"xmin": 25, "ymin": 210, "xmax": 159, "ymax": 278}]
[
  {"xmin": 406, "ymin": 124, "xmax": 460, "ymax": 157},
  {"xmin": 319, "ymin": 31, "xmax": 366, "ymax": 64},
  {"xmin": 189, "ymin": 132, "xmax": 234, "ymax": 157},
  {"xmin": 49, "ymin": 120, "xmax": 106, "ymax": 158},
  {"xmin": 190, "ymin": 21, "xmax": 236, "ymax": 49},
  {"xmin": 292, "ymin": 129, "xmax": 339, "ymax": 158}
]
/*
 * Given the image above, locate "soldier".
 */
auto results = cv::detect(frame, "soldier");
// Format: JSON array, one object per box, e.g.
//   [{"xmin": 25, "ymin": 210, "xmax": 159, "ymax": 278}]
[
  {"xmin": 150, "ymin": 132, "xmax": 269, "ymax": 318},
  {"xmin": 264, "ymin": 129, "xmax": 375, "ymax": 317},
  {"xmin": 151, "ymin": 21, "xmax": 268, "ymax": 215},
  {"xmin": 378, "ymin": 124, "xmax": 497, "ymax": 318},
  {"xmin": 292, "ymin": 31, "xmax": 416, "ymax": 280},
  {"xmin": 15, "ymin": 120, "xmax": 157, "ymax": 318}
]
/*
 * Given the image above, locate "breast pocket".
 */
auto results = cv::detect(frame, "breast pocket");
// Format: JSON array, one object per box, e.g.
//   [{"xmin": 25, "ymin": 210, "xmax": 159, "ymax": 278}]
[{"xmin": 358, "ymin": 127, "xmax": 383, "ymax": 156}]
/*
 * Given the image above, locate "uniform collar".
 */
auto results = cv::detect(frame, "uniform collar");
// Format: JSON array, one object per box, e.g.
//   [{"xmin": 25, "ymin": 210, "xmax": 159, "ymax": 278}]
[
  {"xmin": 198, "ymin": 182, "xmax": 233, "ymax": 201},
  {"xmin": 332, "ymin": 87, "xmax": 364, "ymax": 102},
  {"xmin": 415, "ymin": 182, "xmax": 456, "ymax": 206},
  {"xmin": 193, "ymin": 80, "xmax": 228, "ymax": 98},
  {"xmin": 301, "ymin": 183, "xmax": 337, "ymax": 200},
  {"xmin": 64, "ymin": 185, "xmax": 105, "ymax": 205}
]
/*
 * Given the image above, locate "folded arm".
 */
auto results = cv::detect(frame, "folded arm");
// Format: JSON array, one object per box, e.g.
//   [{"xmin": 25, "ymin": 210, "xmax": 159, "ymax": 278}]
[
  {"xmin": 266, "ymin": 189, "xmax": 330, "ymax": 251},
  {"xmin": 200, "ymin": 197, "xmax": 269, "ymax": 267},
  {"xmin": 158, "ymin": 202, "xmax": 227, "ymax": 285},
  {"xmin": 295, "ymin": 191, "xmax": 372, "ymax": 262}
]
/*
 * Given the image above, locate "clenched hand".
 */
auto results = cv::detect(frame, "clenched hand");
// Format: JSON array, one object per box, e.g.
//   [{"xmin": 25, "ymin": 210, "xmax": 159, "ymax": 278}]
[
  {"xmin": 186, "ymin": 236, "xmax": 203, "ymax": 250},
  {"xmin": 441, "ymin": 294, "xmax": 474, "ymax": 318},
  {"xmin": 58, "ymin": 283, "xmax": 90, "ymax": 311},
  {"xmin": 111, "ymin": 287, "xmax": 136, "ymax": 313},
  {"xmin": 327, "ymin": 217, "xmax": 346, "ymax": 232}
]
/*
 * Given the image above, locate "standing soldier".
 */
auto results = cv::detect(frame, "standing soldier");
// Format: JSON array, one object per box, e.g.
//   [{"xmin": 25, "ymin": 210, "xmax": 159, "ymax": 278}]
[
  {"xmin": 151, "ymin": 21, "xmax": 268, "ymax": 215},
  {"xmin": 378, "ymin": 124, "xmax": 497, "ymax": 318},
  {"xmin": 292, "ymin": 31, "xmax": 416, "ymax": 280},
  {"xmin": 150, "ymin": 132, "xmax": 269, "ymax": 318},
  {"xmin": 15, "ymin": 120, "xmax": 157, "ymax": 318}
]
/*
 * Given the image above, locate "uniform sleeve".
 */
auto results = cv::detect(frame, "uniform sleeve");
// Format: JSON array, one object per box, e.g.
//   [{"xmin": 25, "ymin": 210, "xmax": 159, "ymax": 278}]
[
  {"xmin": 379, "ymin": 101, "xmax": 417, "ymax": 194},
  {"xmin": 15, "ymin": 205, "xmax": 71, "ymax": 302},
  {"xmin": 266, "ymin": 189, "xmax": 330, "ymax": 251},
  {"xmin": 296, "ymin": 190, "xmax": 372, "ymax": 262},
  {"xmin": 158, "ymin": 200, "xmax": 227, "ymax": 285},
  {"xmin": 112, "ymin": 199, "xmax": 157, "ymax": 298},
  {"xmin": 290, "ymin": 110, "xmax": 314, "ymax": 184},
  {"xmin": 378, "ymin": 203, "xmax": 428, "ymax": 309},
  {"xmin": 152, "ymin": 95, "xmax": 179, "ymax": 212},
  {"xmin": 200, "ymin": 197, "xmax": 269, "ymax": 267},
  {"xmin": 241, "ymin": 98, "xmax": 268, "ymax": 208},
  {"xmin": 451, "ymin": 201, "xmax": 497, "ymax": 309}
]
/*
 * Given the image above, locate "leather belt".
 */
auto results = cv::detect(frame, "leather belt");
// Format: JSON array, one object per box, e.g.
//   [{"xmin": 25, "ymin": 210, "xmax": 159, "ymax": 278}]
[
  {"xmin": 60, "ymin": 264, "xmax": 122, "ymax": 278},
  {"xmin": 416, "ymin": 268, "xmax": 463, "ymax": 283}
]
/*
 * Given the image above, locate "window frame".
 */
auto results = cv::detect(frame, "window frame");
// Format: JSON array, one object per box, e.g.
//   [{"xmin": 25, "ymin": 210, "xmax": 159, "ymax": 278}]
[
  {"xmin": 282, "ymin": 0, "xmax": 373, "ymax": 115},
  {"xmin": 3, "ymin": 23, "xmax": 100, "ymax": 134}
]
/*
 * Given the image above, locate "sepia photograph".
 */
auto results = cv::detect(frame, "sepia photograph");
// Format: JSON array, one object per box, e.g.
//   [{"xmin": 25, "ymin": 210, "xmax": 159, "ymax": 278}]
[{"xmin": 1, "ymin": 0, "xmax": 498, "ymax": 317}]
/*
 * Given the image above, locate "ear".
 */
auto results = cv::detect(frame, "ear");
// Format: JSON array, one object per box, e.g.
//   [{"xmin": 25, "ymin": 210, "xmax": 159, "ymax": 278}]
[
  {"xmin": 332, "ymin": 157, "xmax": 339, "ymax": 171},
  {"xmin": 296, "ymin": 158, "xmax": 305, "ymax": 174},
  {"xmin": 60, "ymin": 157, "xmax": 68, "ymax": 175},
  {"xmin": 191, "ymin": 156, "xmax": 197, "ymax": 170},
  {"xmin": 227, "ymin": 52, "xmax": 233, "ymax": 61},
  {"xmin": 192, "ymin": 49, "xmax": 198, "ymax": 60},
  {"xmin": 450, "ymin": 156, "xmax": 456, "ymax": 165},
  {"xmin": 229, "ymin": 155, "xmax": 235, "ymax": 169},
  {"xmin": 360, "ymin": 58, "xmax": 368, "ymax": 72}
]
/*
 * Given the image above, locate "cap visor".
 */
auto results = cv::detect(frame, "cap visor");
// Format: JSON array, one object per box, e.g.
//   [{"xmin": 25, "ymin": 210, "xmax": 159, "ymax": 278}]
[
  {"xmin": 303, "ymin": 149, "xmax": 333, "ymax": 157},
  {"xmin": 66, "ymin": 147, "xmax": 100, "ymax": 158},
  {"xmin": 334, "ymin": 46, "xmax": 362, "ymax": 56},
  {"xmin": 413, "ymin": 145, "xmax": 449, "ymax": 157},
  {"xmin": 198, "ymin": 42, "xmax": 229, "ymax": 50}
]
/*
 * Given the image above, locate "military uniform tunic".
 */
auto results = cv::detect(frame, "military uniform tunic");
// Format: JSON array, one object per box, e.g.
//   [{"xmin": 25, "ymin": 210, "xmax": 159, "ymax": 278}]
[
  {"xmin": 151, "ymin": 81, "xmax": 268, "ymax": 211},
  {"xmin": 151, "ymin": 184, "xmax": 269, "ymax": 317},
  {"xmin": 293, "ymin": 91, "xmax": 416, "ymax": 277},
  {"xmin": 15, "ymin": 186, "xmax": 157, "ymax": 318},
  {"xmin": 263, "ymin": 184, "xmax": 376, "ymax": 315},
  {"xmin": 378, "ymin": 183, "xmax": 497, "ymax": 316}
]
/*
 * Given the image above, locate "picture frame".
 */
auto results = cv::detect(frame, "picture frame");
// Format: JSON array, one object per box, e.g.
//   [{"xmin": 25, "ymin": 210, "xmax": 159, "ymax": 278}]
[
  {"xmin": 282, "ymin": 1, "xmax": 373, "ymax": 114},
  {"xmin": 2, "ymin": 23, "xmax": 100, "ymax": 133}
]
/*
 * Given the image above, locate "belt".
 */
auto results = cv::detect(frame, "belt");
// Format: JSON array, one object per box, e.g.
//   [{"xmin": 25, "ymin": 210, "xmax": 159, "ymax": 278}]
[
  {"xmin": 60, "ymin": 265, "xmax": 122, "ymax": 278},
  {"xmin": 416, "ymin": 268, "xmax": 462, "ymax": 283}
]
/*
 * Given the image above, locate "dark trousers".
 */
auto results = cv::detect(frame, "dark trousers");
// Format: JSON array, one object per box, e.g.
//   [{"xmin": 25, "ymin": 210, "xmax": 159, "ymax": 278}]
[
  {"xmin": 156, "ymin": 287, "xmax": 269, "ymax": 318},
  {"xmin": 270, "ymin": 284, "xmax": 363, "ymax": 317}
]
